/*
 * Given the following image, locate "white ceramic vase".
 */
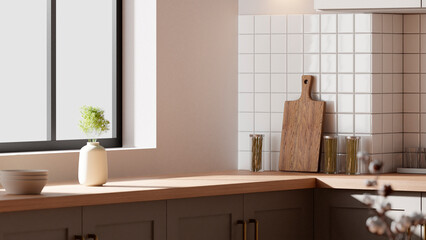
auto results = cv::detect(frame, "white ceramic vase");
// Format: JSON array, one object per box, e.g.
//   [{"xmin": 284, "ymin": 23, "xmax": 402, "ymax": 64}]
[{"xmin": 78, "ymin": 142, "xmax": 108, "ymax": 186}]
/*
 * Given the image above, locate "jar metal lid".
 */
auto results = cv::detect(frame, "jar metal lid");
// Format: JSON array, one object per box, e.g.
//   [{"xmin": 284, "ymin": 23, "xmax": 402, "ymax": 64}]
[
  {"xmin": 345, "ymin": 136, "xmax": 360, "ymax": 140},
  {"xmin": 250, "ymin": 134, "xmax": 264, "ymax": 138},
  {"xmin": 405, "ymin": 147, "xmax": 423, "ymax": 152},
  {"xmin": 323, "ymin": 135, "xmax": 337, "ymax": 139}
]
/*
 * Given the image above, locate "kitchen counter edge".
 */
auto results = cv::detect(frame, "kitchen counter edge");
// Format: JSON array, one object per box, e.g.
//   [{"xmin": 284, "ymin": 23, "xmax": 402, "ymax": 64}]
[{"xmin": 0, "ymin": 171, "xmax": 424, "ymax": 213}]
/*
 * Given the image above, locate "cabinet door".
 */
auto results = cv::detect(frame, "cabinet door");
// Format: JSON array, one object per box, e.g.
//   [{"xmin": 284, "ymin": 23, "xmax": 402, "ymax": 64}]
[
  {"xmin": 167, "ymin": 195, "xmax": 244, "ymax": 240},
  {"xmin": 83, "ymin": 201, "xmax": 166, "ymax": 240},
  {"xmin": 315, "ymin": 189, "xmax": 421, "ymax": 240},
  {"xmin": 0, "ymin": 207, "xmax": 81, "ymax": 240},
  {"xmin": 244, "ymin": 190, "xmax": 313, "ymax": 240},
  {"xmin": 315, "ymin": 0, "xmax": 421, "ymax": 9}
]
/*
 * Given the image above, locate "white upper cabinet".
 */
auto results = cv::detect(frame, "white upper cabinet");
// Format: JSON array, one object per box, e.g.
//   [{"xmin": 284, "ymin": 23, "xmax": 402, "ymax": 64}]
[{"xmin": 315, "ymin": 0, "xmax": 421, "ymax": 10}]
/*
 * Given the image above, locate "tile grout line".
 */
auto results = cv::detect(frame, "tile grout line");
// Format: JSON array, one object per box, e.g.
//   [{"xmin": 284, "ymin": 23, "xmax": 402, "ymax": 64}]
[
  {"xmin": 394, "ymin": 14, "xmax": 401, "ymax": 169},
  {"xmin": 402, "ymin": 14, "xmax": 405, "ymax": 164},
  {"xmin": 419, "ymin": 15, "xmax": 422, "ymax": 151},
  {"xmin": 253, "ymin": 16, "xmax": 256, "ymax": 140},
  {"xmin": 385, "ymin": 14, "xmax": 391, "ymax": 169},
  {"xmin": 351, "ymin": 14, "xmax": 356, "ymax": 140},
  {"xmin": 388, "ymin": 14, "xmax": 393, "ymax": 169},
  {"xmin": 354, "ymin": 15, "xmax": 358, "ymax": 138},
  {"xmin": 319, "ymin": 14, "xmax": 323, "ymax": 136},
  {"xmin": 351, "ymin": 14, "xmax": 356, "ymax": 138},
  {"xmin": 379, "ymin": 14, "xmax": 386, "ymax": 168},
  {"xmin": 378, "ymin": 14, "xmax": 384, "ymax": 165},
  {"xmin": 269, "ymin": 15, "xmax": 272, "ymax": 170},
  {"xmin": 317, "ymin": 14, "xmax": 323, "ymax": 170},
  {"xmin": 398, "ymin": 15, "xmax": 404, "ymax": 165},
  {"xmin": 317, "ymin": 14, "xmax": 323, "ymax": 166},
  {"xmin": 285, "ymin": 14, "xmax": 289, "ymax": 167}
]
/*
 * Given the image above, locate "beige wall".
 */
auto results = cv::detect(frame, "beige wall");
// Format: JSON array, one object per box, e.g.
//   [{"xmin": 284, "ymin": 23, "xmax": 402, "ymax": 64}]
[
  {"xmin": 239, "ymin": 0, "xmax": 316, "ymax": 15},
  {"xmin": 0, "ymin": 0, "xmax": 238, "ymax": 183}
]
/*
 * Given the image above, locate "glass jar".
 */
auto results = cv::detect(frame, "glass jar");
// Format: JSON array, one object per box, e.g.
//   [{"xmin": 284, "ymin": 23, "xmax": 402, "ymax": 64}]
[
  {"xmin": 421, "ymin": 148, "xmax": 426, "ymax": 168},
  {"xmin": 404, "ymin": 147, "xmax": 422, "ymax": 168},
  {"xmin": 345, "ymin": 136, "xmax": 360, "ymax": 175},
  {"xmin": 250, "ymin": 134, "xmax": 264, "ymax": 172},
  {"xmin": 323, "ymin": 135, "xmax": 337, "ymax": 174}
]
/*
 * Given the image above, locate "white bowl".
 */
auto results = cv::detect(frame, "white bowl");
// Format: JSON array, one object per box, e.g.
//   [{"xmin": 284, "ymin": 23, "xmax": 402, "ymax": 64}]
[
  {"xmin": 0, "ymin": 175, "xmax": 48, "ymax": 180},
  {"xmin": 1, "ymin": 179, "xmax": 47, "ymax": 195},
  {"xmin": 0, "ymin": 170, "xmax": 48, "ymax": 177}
]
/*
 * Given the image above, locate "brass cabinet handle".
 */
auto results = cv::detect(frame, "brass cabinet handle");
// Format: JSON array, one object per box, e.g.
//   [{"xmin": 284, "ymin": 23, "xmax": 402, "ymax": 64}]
[
  {"xmin": 87, "ymin": 234, "xmax": 99, "ymax": 240},
  {"xmin": 237, "ymin": 220, "xmax": 247, "ymax": 240},
  {"xmin": 249, "ymin": 219, "xmax": 259, "ymax": 240},
  {"xmin": 74, "ymin": 236, "xmax": 85, "ymax": 240}
]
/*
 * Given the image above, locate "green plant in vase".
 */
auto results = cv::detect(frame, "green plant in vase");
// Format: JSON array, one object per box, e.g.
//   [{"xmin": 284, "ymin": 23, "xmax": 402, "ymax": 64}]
[
  {"xmin": 78, "ymin": 105, "xmax": 110, "ymax": 142},
  {"xmin": 78, "ymin": 105, "xmax": 110, "ymax": 186}
]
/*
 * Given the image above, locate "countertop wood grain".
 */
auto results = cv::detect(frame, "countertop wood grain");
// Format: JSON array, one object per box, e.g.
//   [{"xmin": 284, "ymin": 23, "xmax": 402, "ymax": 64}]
[{"xmin": 0, "ymin": 171, "xmax": 425, "ymax": 213}]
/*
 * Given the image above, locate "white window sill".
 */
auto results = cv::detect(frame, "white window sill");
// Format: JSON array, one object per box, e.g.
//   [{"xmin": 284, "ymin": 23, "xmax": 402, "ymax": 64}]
[{"xmin": 0, "ymin": 146, "xmax": 156, "ymax": 157}]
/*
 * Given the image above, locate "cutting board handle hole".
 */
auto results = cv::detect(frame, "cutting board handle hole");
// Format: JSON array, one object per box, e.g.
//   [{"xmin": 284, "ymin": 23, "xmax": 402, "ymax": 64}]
[{"xmin": 304, "ymin": 79, "xmax": 308, "ymax": 84}]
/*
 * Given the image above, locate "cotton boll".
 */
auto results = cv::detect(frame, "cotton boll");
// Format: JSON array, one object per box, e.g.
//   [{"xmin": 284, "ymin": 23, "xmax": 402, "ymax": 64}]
[
  {"xmin": 368, "ymin": 160, "xmax": 383, "ymax": 174},
  {"xmin": 391, "ymin": 221, "xmax": 400, "ymax": 234},
  {"xmin": 358, "ymin": 152, "xmax": 371, "ymax": 165},
  {"xmin": 396, "ymin": 215, "xmax": 412, "ymax": 231},
  {"xmin": 409, "ymin": 212, "xmax": 424, "ymax": 225},
  {"xmin": 376, "ymin": 224, "xmax": 386, "ymax": 235},
  {"xmin": 378, "ymin": 184, "xmax": 393, "ymax": 197},
  {"xmin": 378, "ymin": 201, "xmax": 392, "ymax": 214},
  {"xmin": 395, "ymin": 222, "xmax": 407, "ymax": 233},
  {"xmin": 366, "ymin": 217, "xmax": 377, "ymax": 233},
  {"xmin": 362, "ymin": 193, "xmax": 375, "ymax": 206},
  {"xmin": 366, "ymin": 216, "xmax": 386, "ymax": 235},
  {"xmin": 365, "ymin": 179, "xmax": 377, "ymax": 187}
]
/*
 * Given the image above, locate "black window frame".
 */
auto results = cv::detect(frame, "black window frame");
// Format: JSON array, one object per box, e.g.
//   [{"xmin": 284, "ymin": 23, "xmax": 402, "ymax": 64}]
[{"xmin": 0, "ymin": 0, "xmax": 122, "ymax": 153}]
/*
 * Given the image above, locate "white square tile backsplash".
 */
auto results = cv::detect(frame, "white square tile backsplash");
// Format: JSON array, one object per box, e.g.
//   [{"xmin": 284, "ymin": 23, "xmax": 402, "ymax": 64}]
[
  {"xmin": 287, "ymin": 15, "xmax": 303, "ymax": 34},
  {"xmin": 271, "ymin": 16, "xmax": 286, "ymax": 34},
  {"xmin": 238, "ymin": 13, "xmax": 426, "ymax": 172},
  {"xmin": 238, "ymin": 16, "xmax": 254, "ymax": 34},
  {"xmin": 355, "ymin": 34, "xmax": 372, "ymax": 53},
  {"xmin": 404, "ymin": 15, "xmax": 419, "ymax": 33},
  {"xmin": 321, "ymin": 14, "xmax": 337, "ymax": 33},
  {"xmin": 304, "ymin": 15, "xmax": 320, "ymax": 33},
  {"xmin": 304, "ymin": 34, "xmax": 320, "ymax": 53},
  {"xmin": 271, "ymin": 35, "xmax": 286, "ymax": 53},
  {"xmin": 254, "ymin": 16, "xmax": 271, "ymax": 34},
  {"xmin": 355, "ymin": 14, "xmax": 372, "ymax": 33},
  {"xmin": 288, "ymin": 35, "xmax": 304, "ymax": 53},
  {"xmin": 338, "ymin": 14, "xmax": 353, "ymax": 33},
  {"xmin": 321, "ymin": 34, "xmax": 337, "ymax": 53},
  {"xmin": 254, "ymin": 35, "xmax": 271, "ymax": 53}
]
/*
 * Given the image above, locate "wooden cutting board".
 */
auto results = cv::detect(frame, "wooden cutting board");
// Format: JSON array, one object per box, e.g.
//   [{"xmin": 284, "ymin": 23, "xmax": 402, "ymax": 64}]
[{"xmin": 279, "ymin": 75, "xmax": 325, "ymax": 172}]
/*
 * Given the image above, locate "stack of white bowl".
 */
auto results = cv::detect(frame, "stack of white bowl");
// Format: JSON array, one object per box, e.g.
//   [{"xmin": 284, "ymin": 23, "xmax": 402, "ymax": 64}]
[{"xmin": 0, "ymin": 170, "xmax": 48, "ymax": 195}]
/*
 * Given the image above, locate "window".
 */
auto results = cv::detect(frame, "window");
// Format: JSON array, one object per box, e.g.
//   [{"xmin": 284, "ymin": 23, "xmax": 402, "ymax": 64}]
[{"xmin": 0, "ymin": 0, "xmax": 122, "ymax": 152}]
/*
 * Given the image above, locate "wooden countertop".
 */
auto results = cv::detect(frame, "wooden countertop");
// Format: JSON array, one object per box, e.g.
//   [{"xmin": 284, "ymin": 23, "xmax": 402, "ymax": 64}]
[{"xmin": 0, "ymin": 171, "xmax": 425, "ymax": 213}]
